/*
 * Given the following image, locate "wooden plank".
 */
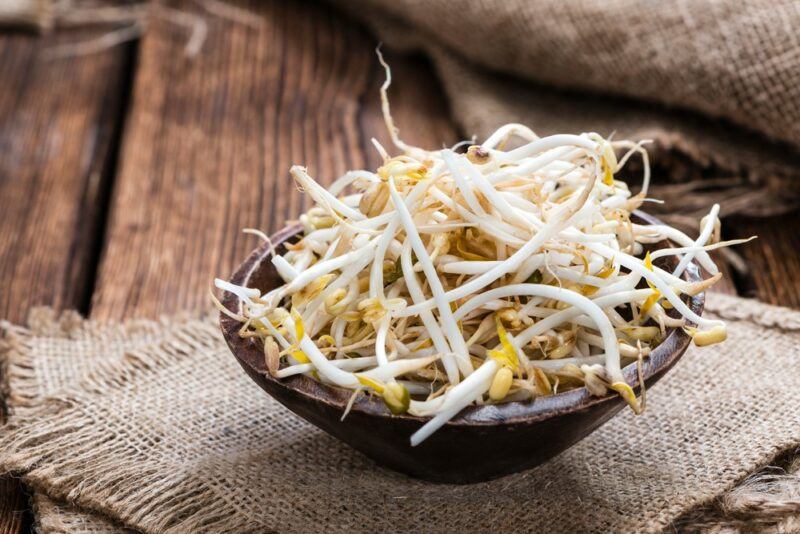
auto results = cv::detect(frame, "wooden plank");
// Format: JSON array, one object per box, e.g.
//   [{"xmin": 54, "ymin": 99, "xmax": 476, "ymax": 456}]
[
  {"xmin": 0, "ymin": 32, "xmax": 130, "ymax": 322},
  {"xmin": 90, "ymin": 0, "xmax": 458, "ymax": 320},
  {"xmin": 0, "ymin": 486, "xmax": 23, "ymax": 534},
  {"xmin": 728, "ymin": 213, "xmax": 800, "ymax": 309},
  {"xmin": 0, "ymin": 27, "xmax": 131, "ymax": 534}
]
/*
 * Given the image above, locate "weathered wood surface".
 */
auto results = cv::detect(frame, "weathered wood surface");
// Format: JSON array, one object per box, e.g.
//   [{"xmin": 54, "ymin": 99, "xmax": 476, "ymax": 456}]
[
  {"xmin": 0, "ymin": 0, "xmax": 798, "ymax": 531},
  {"xmin": 0, "ymin": 25, "xmax": 131, "ymax": 534},
  {"xmin": 0, "ymin": 30, "xmax": 129, "ymax": 322},
  {"xmin": 89, "ymin": 0, "xmax": 457, "ymax": 319},
  {"xmin": 730, "ymin": 213, "xmax": 800, "ymax": 309}
]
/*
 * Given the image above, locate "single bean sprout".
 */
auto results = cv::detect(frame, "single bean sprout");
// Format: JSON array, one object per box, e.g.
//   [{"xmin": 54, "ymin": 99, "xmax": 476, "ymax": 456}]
[{"xmin": 215, "ymin": 57, "xmax": 751, "ymax": 446}]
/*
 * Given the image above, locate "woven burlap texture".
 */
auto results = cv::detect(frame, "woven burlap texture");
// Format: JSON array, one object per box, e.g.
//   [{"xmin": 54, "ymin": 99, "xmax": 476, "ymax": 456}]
[
  {"xmin": 1, "ymin": 294, "xmax": 799, "ymax": 533},
  {"xmin": 1, "ymin": 308, "xmax": 173, "ymax": 533},
  {"xmin": 329, "ymin": 0, "xmax": 800, "ymax": 219}
]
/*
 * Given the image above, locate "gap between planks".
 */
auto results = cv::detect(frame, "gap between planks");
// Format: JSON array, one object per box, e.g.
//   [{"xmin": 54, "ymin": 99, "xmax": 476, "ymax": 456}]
[{"xmin": 0, "ymin": 23, "xmax": 135, "ymax": 534}]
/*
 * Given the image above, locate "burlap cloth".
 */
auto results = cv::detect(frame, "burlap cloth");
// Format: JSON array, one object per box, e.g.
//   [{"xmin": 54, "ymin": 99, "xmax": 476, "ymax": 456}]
[
  {"xmin": 327, "ymin": 0, "xmax": 800, "ymax": 221},
  {"xmin": 0, "ymin": 296, "xmax": 799, "ymax": 533}
]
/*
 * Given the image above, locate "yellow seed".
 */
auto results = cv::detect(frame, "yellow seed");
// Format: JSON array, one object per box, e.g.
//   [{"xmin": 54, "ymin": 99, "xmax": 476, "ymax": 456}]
[
  {"xmin": 268, "ymin": 307, "xmax": 289, "ymax": 327},
  {"xmin": 264, "ymin": 337, "xmax": 280, "ymax": 377},
  {"xmin": 466, "ymin": 145, "xmax": 491, "ymax": 165},
  {"xmin": 489, "ymin": 367, "xmax": 514, "ymax": 401},
  {"xmin": 623, "ymin": 326, "xmax": 660, "ymax": 342},
  {"xmin": 487, "ymin": 315, "xmax": 520, "ymax": 369},
  {"xmin": 555, "ymin": 300, "xmax": 571, "ymax": 310},
  {"xmin": 324, "ymin": 288, "xmax": 348, "ymax": 315},
  {"xmin": 359, "ymin": 182, "xmax": 390, "ymax": 217},
  {"xmin": 497, "ymin": 307, "xmax": 522, "ymax": 329},
  {"xmin": 356, "ymin": 374, "xmax": 385, "ymax": 393},
  {"xmin": 406, "ymin": 167, "xmax": 427, "ymax": 183},
  {"xmin": 610, "ymin": 381, "xmax": 642, "ymax": 415},
  {"xmin": 377, "ymin": 159, "xmax": 427, "ymax": 184},
  {"xmin": 581, "ymin": 284, "xmax": 599, "ymax": 296},
  {"xmin": 414, "ymin": 338, "xmax": 433, "ymax": 350},
  {"xmin": 596, "ymin": 263, "xmax": 615, "ymax": 279},
  {"xmin": 357, "ymin": 297, "xmax": 387, "ymax": 322},
  {"xmin": 291, "ymin": 309, "xmax": 305, "ymax": 340},
  {"xmin": 600, "ymin": 140, "xmax": 617, "ymax": 186},
  {"xmin": 575, "ymin": 251, "xmax": 590, "ymax": 274},
  {"xmin": 357, "ymin": 276, "xmax": 370, "ymax": 292},
  {"xmin": 383, "ymin": 381, "xmax": 410, "ymax": 415},
  {"xmin": 297, "ymin": 273, "xmax": 335, "ymax": 302},
  {"xmin": 290, "ymin": 350, "xmax": 310, "ymax": 364},
  {"xmin": 640, "ymin": 289, "xmax": 661, "ymax": 315},
  {"xmin": 546, "ymin": 341, "xmax": 574, "ymax": 360},
  {"xmin": 531, "ymin": 366, "xmax": 552, "ymax": 396},
  {"xmin": 581, "ymin": 365, "xmax": 608, "ymax": 396},
  {"xmin": 311, "ymin": 215, "xmax": 335, "ymax": 229},
  {"xmin": 317, "ymin": 334, "xmax": 335, "ymax": 348},
  {"xmin": 692, "ymin": 325, "xmax": 727, "ymax": 347},
  {"xmin": 602, "ymin": 161, "xmax": 614, "ymax": 186},
  {"xmin": 340, "ymin": 310, "xmax": 361, "ymax": 322},
  {"xmin": 641, "ymin": 251, "xmax": 663, "ymax": 313}
]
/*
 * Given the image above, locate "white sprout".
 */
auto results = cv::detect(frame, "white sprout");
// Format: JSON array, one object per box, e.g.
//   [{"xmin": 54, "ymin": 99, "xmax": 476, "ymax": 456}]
[{"xmin": 215, "ymin": 59, "xmax": 750, "ymax": 446}]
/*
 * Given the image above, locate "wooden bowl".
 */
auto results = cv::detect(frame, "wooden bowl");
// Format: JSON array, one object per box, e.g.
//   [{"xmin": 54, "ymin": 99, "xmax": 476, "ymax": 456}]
[{"xmin": 219, "ymin": 212, "xmax": 704, "ymax": 483}]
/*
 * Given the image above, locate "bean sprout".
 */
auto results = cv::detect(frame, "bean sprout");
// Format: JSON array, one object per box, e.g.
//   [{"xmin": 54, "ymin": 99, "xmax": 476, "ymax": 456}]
[{"xmin": 215, "ymin": 59, "xmax": 750, "ymax": 446}]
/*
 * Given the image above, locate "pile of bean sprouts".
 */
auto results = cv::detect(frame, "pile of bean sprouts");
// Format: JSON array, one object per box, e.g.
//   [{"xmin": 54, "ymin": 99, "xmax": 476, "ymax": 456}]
[{"xmin": 215, "ymin": 59, "xmax": 751, "ymax": 446}]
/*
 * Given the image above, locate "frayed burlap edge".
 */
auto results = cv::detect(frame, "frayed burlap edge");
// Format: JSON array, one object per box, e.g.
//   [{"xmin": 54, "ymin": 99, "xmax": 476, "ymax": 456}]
[
  {"xmin": 669, "ymin": 294, "xmax": 800, "ymax": 530},
  {"xmin": 1, "ymin": 307, "xmax": 213, "ymax": 412},
  {"xmin": 32, "ymin": 493, "xmax": 136, "ymax": 534},
  {"xmin": 0, "ymin": 313, "xmax": 260, "ymax": 534},
  {"xmin": 704, "ymin": 293, "xmax": 800, "ymax": 332},
  {"xmin": 0, "ymin": 309, "xmax": 215, "ymax": 534},
  {"xmin": 674, "ymin": 454, "xmax": 800, "ymax": 533}
]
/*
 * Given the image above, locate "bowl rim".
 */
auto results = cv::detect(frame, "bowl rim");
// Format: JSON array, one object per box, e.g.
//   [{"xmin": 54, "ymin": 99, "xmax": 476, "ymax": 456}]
[{"xmin": 219, "ymin": 211, "xmax": 705, "ymax": 427}]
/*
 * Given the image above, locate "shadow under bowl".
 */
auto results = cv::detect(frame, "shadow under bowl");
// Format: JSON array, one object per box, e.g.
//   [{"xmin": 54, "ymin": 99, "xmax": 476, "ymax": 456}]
[{"xmin": 220, "ymin": 211, "xmax": 704, "ymax": 483}]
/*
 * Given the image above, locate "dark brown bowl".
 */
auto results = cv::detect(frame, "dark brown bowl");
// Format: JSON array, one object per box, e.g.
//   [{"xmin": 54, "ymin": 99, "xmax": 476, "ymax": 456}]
[{"xmin": 219, "ymin": 212, "xmax": 704, "ymax": 483}]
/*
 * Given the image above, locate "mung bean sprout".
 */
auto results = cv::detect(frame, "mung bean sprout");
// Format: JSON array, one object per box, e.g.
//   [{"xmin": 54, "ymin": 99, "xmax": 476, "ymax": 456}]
[{"xmin": 215, "ymin": 57, "xmax": 750, "ymax": 446}]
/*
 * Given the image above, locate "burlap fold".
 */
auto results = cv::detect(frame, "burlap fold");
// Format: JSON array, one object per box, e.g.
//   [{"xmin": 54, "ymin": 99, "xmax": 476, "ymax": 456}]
[
  {"xmin": 2, "ymin": 294, "xmax": 800, "ymax": 533},
  {"xmin": 329, "ymin": 0, "xmax": 800, "ymax": 219},
  {"xmin": 1, "ymin": 308, "xmax": 177, "ymax": 533}
]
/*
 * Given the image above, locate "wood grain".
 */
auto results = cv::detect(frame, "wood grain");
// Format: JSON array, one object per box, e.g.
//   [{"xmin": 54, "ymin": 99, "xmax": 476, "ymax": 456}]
[
  {"xmin": 728, "ymin": 213, "xmax": 800, "ymax": 309},
  {"xmin": 0, "ymin": 27, "xmax": 130, "ymax": 534},
  {"xmin": 89, "ymin": 0, "xmax": 457, "ymax": 320},
  {"xmin": 0, "ymin": 31, "xmax": 129, "ymax": 322}
]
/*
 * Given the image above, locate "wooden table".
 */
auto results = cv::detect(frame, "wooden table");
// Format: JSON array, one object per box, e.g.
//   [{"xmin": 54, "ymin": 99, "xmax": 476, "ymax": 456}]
[{"xmin": 1, "ymin": 1, "xmax": 797, "ymax": 531}]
